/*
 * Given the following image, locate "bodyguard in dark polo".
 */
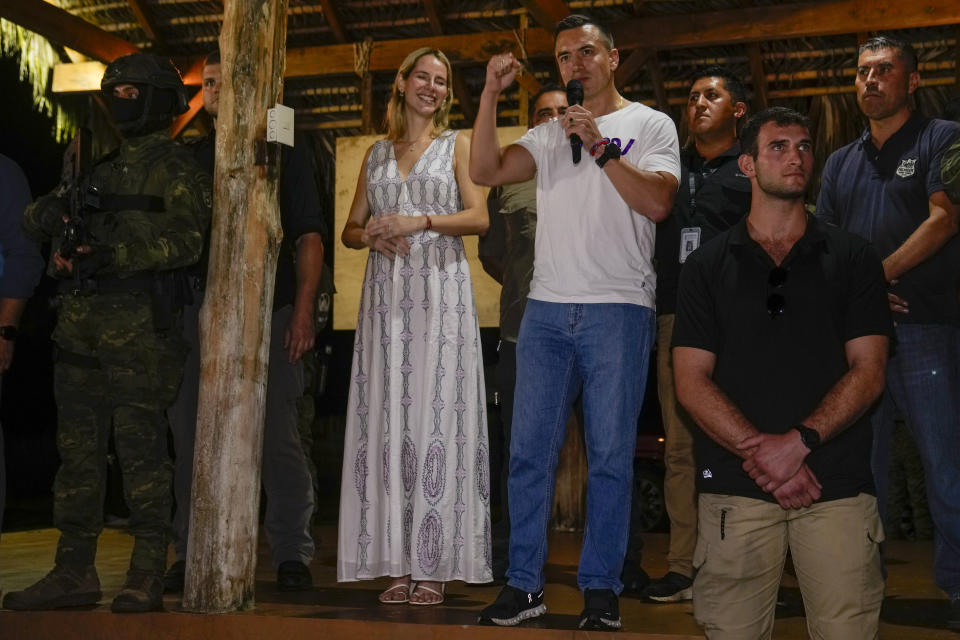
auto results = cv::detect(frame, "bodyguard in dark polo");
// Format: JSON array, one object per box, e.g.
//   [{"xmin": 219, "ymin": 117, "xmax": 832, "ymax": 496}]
[
  {"xmin": 4, "ymin": 54, "xmax": 211, "ymax": 613},
  {"xmin": 815, "ymin": 35, "xmax": 960, "ymax": 628}
]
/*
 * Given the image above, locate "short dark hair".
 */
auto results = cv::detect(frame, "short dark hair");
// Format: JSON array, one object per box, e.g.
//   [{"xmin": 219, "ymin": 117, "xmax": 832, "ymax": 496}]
[
  {"xmin": 204, "ymin": 49, "xmax": 220, "ymax": 66},
  {"xmin": 691, "ymin": 65, "xmax": 748, "ymax": 106},
  {"xmin": 530, "ymin": 84, "xmax": 564, "ymax": 121},
  {"xmin": 859, "ymin": 36, "xmax": 918, "ymax": 73},
  {"xmin": 555, "ymin": 14, "xmax": 614, "ymax": 50},
  {"xmin": 740, "ymin": 107, "xmax": 813, "ymax": 158}
]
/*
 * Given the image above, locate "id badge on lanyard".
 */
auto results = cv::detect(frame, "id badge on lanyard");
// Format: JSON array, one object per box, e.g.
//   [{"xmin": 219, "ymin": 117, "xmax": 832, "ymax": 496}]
[
  {"xmin": 679, "ymin": 227, "xmax": 701, "ymax": 264},
  {"xmin": 680, "ymin": 169, "xmax": 702, "ymax": 264}
]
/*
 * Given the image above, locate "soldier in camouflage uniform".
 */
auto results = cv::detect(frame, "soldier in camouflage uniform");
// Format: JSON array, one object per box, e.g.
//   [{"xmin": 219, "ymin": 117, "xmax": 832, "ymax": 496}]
[{"xmin": 3, "ymin": 54, "xmax": 211, "ymax": 614}]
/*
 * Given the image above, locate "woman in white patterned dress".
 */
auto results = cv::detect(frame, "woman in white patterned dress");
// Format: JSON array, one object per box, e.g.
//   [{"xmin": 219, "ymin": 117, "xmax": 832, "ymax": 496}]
[{"xmin": 339, "ymin": 47, "xmax": 491, "ymax": 605}]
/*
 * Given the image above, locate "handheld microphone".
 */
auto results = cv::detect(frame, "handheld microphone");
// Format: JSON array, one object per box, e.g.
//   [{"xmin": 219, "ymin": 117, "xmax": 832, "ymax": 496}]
[{"xmin": 566, "ymin": 79, "xmax": 584, "ymax": 164}]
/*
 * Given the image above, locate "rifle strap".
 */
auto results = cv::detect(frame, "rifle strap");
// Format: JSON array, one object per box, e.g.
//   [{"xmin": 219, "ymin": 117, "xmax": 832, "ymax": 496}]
[
  {"xmin": 90, "ymin": 194, "xmax": 165, "ymax": 213},
  {"xmin": 58, "ymin": 273, "xmax": 155, "ymax": 296}
]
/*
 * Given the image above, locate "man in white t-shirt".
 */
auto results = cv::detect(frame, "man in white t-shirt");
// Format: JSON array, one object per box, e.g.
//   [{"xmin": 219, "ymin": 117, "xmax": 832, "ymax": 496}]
[{"xmin": 470, "ymin": 14, "xmax": 680, "ymax": 630}]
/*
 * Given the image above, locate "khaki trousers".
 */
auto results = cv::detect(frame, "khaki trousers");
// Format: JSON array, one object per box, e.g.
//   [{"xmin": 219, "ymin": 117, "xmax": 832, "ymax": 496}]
[
  {"xmin": 693, "ymin": 492, "xmax": 885, "ymax": 640},
  {"xmin": 657, "ymin": 313, "xmax": 698, "ymax": 577}
]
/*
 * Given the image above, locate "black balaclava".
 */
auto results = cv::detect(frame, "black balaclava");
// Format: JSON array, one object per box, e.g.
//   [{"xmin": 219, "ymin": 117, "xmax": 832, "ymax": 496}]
[{"xmin": 105, "ymin": 84, "xmax": 176, "ymax": 137}]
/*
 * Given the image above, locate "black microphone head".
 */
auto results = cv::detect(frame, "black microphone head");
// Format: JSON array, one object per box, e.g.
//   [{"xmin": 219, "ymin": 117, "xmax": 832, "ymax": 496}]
[{"xmin": 566, "ymin": 79, "xmax": 583, "ymax": 107}]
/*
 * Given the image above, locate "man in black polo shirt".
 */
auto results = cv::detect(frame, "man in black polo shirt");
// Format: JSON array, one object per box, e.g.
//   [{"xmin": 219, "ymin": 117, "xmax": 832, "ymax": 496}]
[
  {"xmin": 646, "ymin": 65, "xmax": 750, "ymax": 604},
  {"xmin": 674, "ymin": 107, "xmax": 891, "ymax": 639},
  {"xmin": 815, "ymin": 36, "xmax": 960, "ymax": 627}
]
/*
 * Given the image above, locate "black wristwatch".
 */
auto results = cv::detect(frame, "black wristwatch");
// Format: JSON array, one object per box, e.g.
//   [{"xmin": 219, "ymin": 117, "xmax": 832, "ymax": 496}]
[
  {"xmin": 596, "ymin": 141, "xmax": 622, "ymax": 168},
  {"xmin": 793, "ymin": 424, "xmax": 820, "ymax": 452},
  {"xmin": 0, "ymin": 325, "xmax": 17, "ymax": 341}
]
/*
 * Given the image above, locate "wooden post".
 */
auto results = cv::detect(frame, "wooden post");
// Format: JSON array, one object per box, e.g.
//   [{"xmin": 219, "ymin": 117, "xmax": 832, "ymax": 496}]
[
  {"xmin": 361, "ymin": 72, "xmax": 376, "ymax": 134},
  {"xmin": 646, "ymin": 53, "xmax": 670, "ymax": 113},
  {"xmin": 182, "ymin": 0, "xmax": 288, "ymax": 613},
  {"xmin": 748, "ymin": 44, "xmax": 769, "ymax": 111},
  {"xmin": 551, "ymin": 413, "xmax": 587, "ymax": 531},
  {"xmin": 517, "ymin": 12, "xmax": 530, "ymax": 129}
]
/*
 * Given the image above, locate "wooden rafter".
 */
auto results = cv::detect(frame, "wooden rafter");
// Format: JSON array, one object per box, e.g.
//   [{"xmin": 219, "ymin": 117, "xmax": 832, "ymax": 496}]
[
  {"xmin": 361, "ymin": 72, "xmax": 376, "ymax": 134},
  {"xmin": 0, "ymin": 0, "xmax": 138, "ymax": 62},
  {"xmin": 287, "ymin": 29, "xmax": 555, "ymax": 77},
  {"xmin": 126, "ymin": 0, "xmax": 164, "ymax": 48},
  {"xmin": 747, "ymin": 44, "xmax": 769, "ymax": 110},
  {"xmin": 317, "ymin": 0, "xmax": 349, "ymax": 44},
  {"xmin": 614, "ymin": 48, "xmax": 652, "ymax": 87},
  {"xmin": 180, "ymin": 57, "xmax": 207, "ymax": 87},
  {"xmin": 611, "ymin": 0, "xmax": 960, "ymax": 51},
  {"xmin": 422, "ymin": 0, "xmax": 444, "ymax": 34},
  {"xmin": 519, "ymin": 0, "xmax": 571, "ymax": 32},
  {"xmin": 645, "ymin": 54, "xmax": 669, "ymax": 112},
  {"xmin": 171, "ymin": 89, "xmax": 205, "ymax": 138}
]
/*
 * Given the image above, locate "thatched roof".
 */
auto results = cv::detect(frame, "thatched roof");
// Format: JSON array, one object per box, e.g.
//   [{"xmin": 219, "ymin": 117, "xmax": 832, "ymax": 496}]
[{"xmin": 2, "ymin": 1, "xmax": 958, "ymax": 161}]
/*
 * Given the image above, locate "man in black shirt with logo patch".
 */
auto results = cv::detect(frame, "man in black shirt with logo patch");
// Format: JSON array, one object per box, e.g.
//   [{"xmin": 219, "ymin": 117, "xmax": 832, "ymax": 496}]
[{"xmin": 673, "ymin": 108, "xmax": 891, "ymax": 639}]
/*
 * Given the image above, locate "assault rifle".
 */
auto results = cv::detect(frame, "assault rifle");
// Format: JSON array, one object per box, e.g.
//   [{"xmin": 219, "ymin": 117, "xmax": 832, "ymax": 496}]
[{"xmin": 59, "ymin": 127, "xmax": 95, "ymax": 258}]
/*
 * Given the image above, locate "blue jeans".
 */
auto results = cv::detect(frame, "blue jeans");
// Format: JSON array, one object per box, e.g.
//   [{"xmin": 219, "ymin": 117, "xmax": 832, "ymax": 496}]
[
  {"xmin": 871, "ymin": 323, "xmax": 960, "ymax": 595},
  {"xmin": 506, "ymin": 300, "xmax": 654, "ymax": 594}
]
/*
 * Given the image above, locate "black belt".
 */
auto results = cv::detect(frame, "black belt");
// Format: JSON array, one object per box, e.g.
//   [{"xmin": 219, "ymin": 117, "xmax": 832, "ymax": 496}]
[{"xmin": 58, "ymin": 273, "xmax": 155, "ymax": 297}]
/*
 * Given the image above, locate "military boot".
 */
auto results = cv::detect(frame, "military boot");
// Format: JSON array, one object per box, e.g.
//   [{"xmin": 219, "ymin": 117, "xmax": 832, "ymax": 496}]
[
  {"xmin": 3, "ymin": 565, "xmax": 101, "ymax": 610},
  {"xmin": 111, "ymin": 570, "xmax": 163, "ymax": 613}
]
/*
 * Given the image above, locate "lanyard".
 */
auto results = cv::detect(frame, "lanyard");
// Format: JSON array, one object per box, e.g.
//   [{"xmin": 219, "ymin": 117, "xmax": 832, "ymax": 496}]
[{"xmin": 687, "ymin": 162, "xmax": 720, "ymax": 216}]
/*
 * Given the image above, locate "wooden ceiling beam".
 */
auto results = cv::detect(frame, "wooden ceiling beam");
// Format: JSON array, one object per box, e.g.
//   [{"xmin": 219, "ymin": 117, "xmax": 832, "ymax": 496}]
[
  {"xmin": 519, "ymin": 0, "xmax": 571, "ymax": 32},
  {"xmin": 422, "ymin": 0, "xmax": 444, "ymax": 35},
  {"xmin": 646, "ymin": 54, "xmax": 669, "ymax": 112},
  {"xmin": 747, "ymin": 44, "xmax": 769, "ymax": 110},
  {"xmin": 286, "ymin": 28, "xmax": 555, "ymax": 78},
  {"xmin": 126, "ymin": 0, "xmax": 165, "ymax": 47},
  {"xmin": 171, "ymin": 89, "xmax": 205, "ymax": 138},
  {"xmin": 0, "ymin": 0, "xmax": 138, "ymax": 62},
  {"xmin": 614, "ymin": 48, "xmax": 652, "ymax": 87},
  {"xmin": 317, "ymin": 0, "xmax": 349, "ymax": 44},
  {"xmin": 612, "ymin": 0, "xmax": 960, "ymax": 51}
]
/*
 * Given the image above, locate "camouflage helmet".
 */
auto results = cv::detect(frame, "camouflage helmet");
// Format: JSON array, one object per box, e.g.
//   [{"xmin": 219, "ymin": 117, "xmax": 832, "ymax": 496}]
[{"xmin": 101, "ymin": 53, "xmax": 189, "ymax": 115}]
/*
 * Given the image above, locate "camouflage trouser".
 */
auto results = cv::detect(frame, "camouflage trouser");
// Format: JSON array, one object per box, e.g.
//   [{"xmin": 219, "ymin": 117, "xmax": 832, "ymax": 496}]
[{"xmin": 52, "ymin": 292, "xmax": 186, "ymax": 574}]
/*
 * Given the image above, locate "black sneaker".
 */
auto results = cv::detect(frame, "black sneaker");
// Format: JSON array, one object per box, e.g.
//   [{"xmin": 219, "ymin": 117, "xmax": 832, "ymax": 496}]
[
  {"xmin": 579, "ymin": 588, "xmax": 621, "ymax": 630},
  {"xmin": 948, "ymin": 594, "xmax": 960, "ymax": 631},
  {"xmin": 477, "ymin": 585, "xmax": 546, "ymax": 626},
  {"xmin": 621, "ymin": 566, "xmax": 650, "ymax": 594},
  {"xmin": 641, "ymin": 571, "xmax": 693, "ymax": 603}
]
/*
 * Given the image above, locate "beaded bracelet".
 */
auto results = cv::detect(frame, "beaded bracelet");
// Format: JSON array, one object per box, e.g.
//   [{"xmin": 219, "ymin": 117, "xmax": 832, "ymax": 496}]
[
  {"xmin": 424, "ymin": 215, "xmax": 433, "ymax": 230},
  {"xmin": 590, "ymin": 137, "xmax": 611, "ymax": 157}
]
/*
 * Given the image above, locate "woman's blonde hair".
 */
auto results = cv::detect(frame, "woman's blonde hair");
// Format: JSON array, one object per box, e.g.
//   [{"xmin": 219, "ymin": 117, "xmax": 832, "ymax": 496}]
[{"xmin": 385, "ymin": 47, "xmax": 454, "ymax": 141}]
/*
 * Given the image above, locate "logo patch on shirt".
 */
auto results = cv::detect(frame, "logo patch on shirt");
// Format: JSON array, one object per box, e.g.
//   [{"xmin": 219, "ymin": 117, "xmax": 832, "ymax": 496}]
[
  {"xmin": 896, "ymin": 157, "xmax": 917, "ymax": 178},
  {"xmin": 702, "ymin": 469, "xmax": 713, "ymax": 479}
]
